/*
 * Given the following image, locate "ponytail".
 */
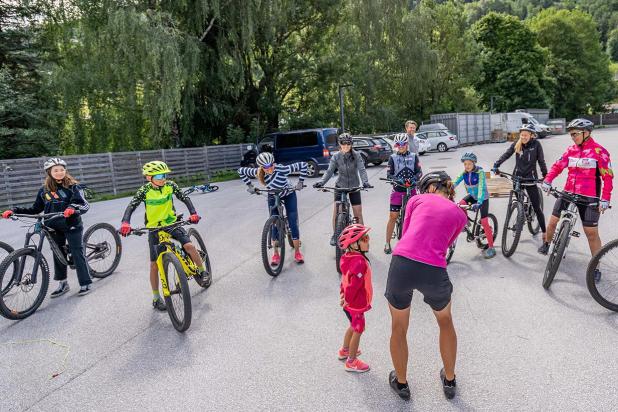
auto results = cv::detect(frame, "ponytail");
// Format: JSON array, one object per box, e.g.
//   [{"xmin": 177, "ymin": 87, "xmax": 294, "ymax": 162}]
[
  {"xmin": 257, "ymin": 167, "xmax": 266, "ymax": 186},
  {"xmin": 514, "ymin": 138, "xmax": 524, "ymax": 155}
]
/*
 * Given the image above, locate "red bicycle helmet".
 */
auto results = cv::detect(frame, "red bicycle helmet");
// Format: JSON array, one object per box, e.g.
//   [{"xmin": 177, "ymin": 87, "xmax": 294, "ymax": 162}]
[{"xmin": 338, "ymin": 224, "xmax": 371, "ymax": 250}]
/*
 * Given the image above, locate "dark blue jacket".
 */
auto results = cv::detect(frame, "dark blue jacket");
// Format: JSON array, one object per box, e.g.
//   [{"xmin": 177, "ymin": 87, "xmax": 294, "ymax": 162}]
[{"xmin": 12, "ymin": 185, "xmax": 90, "ymax": 230}]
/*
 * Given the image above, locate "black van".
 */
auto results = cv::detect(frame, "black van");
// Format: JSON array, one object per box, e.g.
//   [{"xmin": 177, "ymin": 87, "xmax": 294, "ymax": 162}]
[{"xmin": 240, "ymin": 128, "xmax": 339, "ymax": 177}]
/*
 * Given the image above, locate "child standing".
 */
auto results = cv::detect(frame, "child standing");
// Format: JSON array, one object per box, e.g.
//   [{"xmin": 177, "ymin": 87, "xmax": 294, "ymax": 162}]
[{"xmin": 337, "ymin": 224, "xmax": 373, "ymax": 373}]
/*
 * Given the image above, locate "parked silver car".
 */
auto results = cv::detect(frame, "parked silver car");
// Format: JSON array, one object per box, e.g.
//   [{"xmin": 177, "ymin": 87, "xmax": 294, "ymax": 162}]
[
  {"xmin": 383, "ymin": 135, "xmax": 431, "ymax": 155},
  {"xmin": 415, "ymin": 130, "xmax": 459, "ymax": 152}
]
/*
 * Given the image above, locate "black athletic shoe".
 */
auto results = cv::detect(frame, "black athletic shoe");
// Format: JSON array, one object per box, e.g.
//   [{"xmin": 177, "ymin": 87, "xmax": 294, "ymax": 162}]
[
  {"xmin": 330, "ymin": 235, "xmax": 336, "ymax": 247},
  {"xmin": 77, "ymin": 285, "xmax": 91, "ymax": 296},
  {"xmin": 389, "ymin": 370, "xmax": 411, "ymax": 400},
  {"xmin": 50, "ymin": 282, "xmax": 70, "ymax": 298},
  {"xmin": 538, "ymin": 242, "xmax": 550, "ymax": 255},
  {"xmin": 152, "ymin": 298, "xmax": 167, "ymax": 311},
  {"xmin": 594, "ymin": 269, "xmax": 602, "ymax": 283},
  {"xmin": 440, "ymin": 368, "xmax": 456, "ymax": 399}
]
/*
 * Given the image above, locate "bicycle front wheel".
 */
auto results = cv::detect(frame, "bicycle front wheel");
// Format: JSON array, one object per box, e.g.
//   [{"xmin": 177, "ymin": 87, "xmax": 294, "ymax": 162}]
[
  {"xmin": 0, "ymin": 248, "xmax": 50, "ymax": 320},
  {"xmin": 0, "ymin": 241, "xmax": 16, "ymax": 295},
  {"xmin": 475, "ymin": 213, "xmax": 498, "ymax": 249},
  {"xmin": 543, "ymin": 220, "xmax": 571, "ymax": 290},
  {"xmin": 187, "ymin": 228, "xmax": 212, "ymax": 288},
  {"xmin": 83, "ymin": 223, "xmax": 122, "ymax": 278},
  {"xmin": 261, "ymin": 216, "xmax": 286, "ymax": 277},
  {"xmin": 335, "ymin": 212, "xmax": 348, "ymax": 274},
  {"xmin": 161, "ymin": 253, "xmax": 192, "ymax": 332},
  {"xmin": 501, "ymin": 201, "xmax": 524, "ymax": 257},
  {"xmin": 586, "ymin": 239, "xmax": 618, "ymax": 312},
  {"xmin": 208, "ymin": 185, "xmax": 219, "ymax": 192}
]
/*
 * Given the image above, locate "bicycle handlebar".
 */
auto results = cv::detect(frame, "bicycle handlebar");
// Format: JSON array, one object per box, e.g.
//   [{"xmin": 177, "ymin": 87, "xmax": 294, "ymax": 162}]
[
  {"xmin": 9, "ymin": 212, "xmax": 72, "ymax": 222},
  {"xmin": 316, "ymin": 186, "xmax": 367, "ymax": 193},
  {"xmin": 128, "ymin": 220, "xmax": 193, "ymax": 236},
  {"xmin": 254, "ymin": 185, "xmax": 306, "ymax": 195},
  {"xmin": 547, "ymin": 187, "xmax": 609, "ymax": 208},
  {"xmin": 379, "ymin": 177, "xmax": 417, "ymax": 188},
  {"xmin": 495, "ymin": 171, "xmax": 542, "ymax": 183}
]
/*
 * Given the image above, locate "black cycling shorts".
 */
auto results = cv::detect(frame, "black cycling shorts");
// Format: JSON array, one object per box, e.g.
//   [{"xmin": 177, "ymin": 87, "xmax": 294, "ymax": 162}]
[
  {"xmin": 148, "ymin": 227, "xmax": 191, "ymax": 262},
  {"xmin": 462, "ymin": 195, "xmax": 489, "ymax": 219},
  {"xmin": 385, "ymin": 255, "xmax": 453, "ymax": 311},
  {"xmin": 551, "ymin": 195, "xmax": 600, "ymax": 227},
  {"xmin": 334, "ymin": 191, "xmax": 361, "ymax": 206}
]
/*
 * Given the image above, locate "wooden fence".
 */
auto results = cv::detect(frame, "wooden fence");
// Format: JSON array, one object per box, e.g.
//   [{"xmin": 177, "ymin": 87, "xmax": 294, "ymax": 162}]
[{"xmin": 0, "ymin": 144, "xmax": 247, "ymax": 209}]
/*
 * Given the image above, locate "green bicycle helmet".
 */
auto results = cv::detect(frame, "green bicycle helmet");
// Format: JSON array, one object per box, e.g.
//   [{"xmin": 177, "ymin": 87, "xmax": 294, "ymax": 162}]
[{"xmin": 142, "ymin": 161, "xmax": 172, "ymax": 176}]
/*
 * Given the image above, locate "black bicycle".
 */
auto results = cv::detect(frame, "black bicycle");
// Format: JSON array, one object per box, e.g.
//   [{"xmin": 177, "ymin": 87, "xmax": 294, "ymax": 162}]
[
  {"xmin": 543, "ymin": 188, "xmax": 606, "ymax": 290},
  {"xmin": 0, "ymin": 213, "xmax": 122, "ymax": 320},
  {"xmin": 253, "ymin": 187, "xmax": 303, "ymax": 277},
  {"xmin": 380, "ymin": 177, "xmax": 416, "ymax": 240},
  {"xmin": 586, "ymin": 239, "xmax": 618, "ymax": 312},
  {"xmin": 497, "ymin": 171, "xmax": 543, "ymax": 257},
  {"xmin": 317, "ymin": 186, "xmax": 366, "ymax": 274},
  {"xmin": 446, "ymin": 204, "xmax": 498, "ymax": 264},
  {"xmin": 183, "ymin": 183, "xmax": 219, "ymax": 196}
]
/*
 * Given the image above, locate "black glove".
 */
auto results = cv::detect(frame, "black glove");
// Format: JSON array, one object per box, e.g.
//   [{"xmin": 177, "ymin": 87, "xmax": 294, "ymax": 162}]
[
  {"xmin": 363, "ymin": 182, "xmax": 373, "ymax": 189},
  {"xmin": 313, "ymin": 182, "xmax": 324, "ymax": 189},
  {"xmin": 491, "ymin": 163, "xmax": 499, "ymax": 174}
]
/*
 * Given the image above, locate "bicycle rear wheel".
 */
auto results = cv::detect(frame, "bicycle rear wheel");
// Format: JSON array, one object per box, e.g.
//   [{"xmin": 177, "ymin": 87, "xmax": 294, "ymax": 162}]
[
  {"xmin": 83, "ymin": 223, "xmax": 122, "ymax": 278},
  {"xmin": 475, "ymin": 213, "xmax": 498, "ymax": 249},
  {"xmin": 446, "ymin": 239, "xmax": 457, "ymax": 264},
  {"xmin": 0, "ymin": 241, "xmax": 16, "ymax": 295},
  {"xmin": 501, "ymin": 201, "xmax": 524, "ymax": 257},
  {"xmin": 543, "ymin": 220, "xmax": 571, "ymax": 290},
  {"xmin": 335, "ymin": 212, "xmax": 348, "ymax": 274},
  {"xmin": 586, "ymin": 239, "xmax": 618, "ymax": 312},
  {"xmin": 161, "ymin": 253, "xmax": 192, "ymax": 332},
  {"xmin": 0, "ymin": 248, "xmax": 50, "ymax": 320},
  {"xmin": 208, "ymin": 185, "xmax": 219, "ymax": 192},
  {"xmin": 261, "ymin": 216, "xmax": 285, "ymax": 276},
  {"xmin": 527, "ymin": 188, "xmax": 543, "ymax": 235},
  {"xmin": 187, "ymin": 228, "xmax": 212, "ymax": 288}
]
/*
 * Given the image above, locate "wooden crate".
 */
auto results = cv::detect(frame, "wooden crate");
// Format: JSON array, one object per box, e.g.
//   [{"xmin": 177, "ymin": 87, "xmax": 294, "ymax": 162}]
[{"xmin": 486, "ymin": 175, "xmax": 511, "ymax": 198}]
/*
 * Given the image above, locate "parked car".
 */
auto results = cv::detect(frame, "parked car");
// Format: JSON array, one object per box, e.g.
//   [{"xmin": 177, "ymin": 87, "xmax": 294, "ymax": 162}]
[
  {"xmin": 418, "ymin": 123, "xmax": 448, "ymax": 132},
  {"xmin": 240, "ymin": 128, "xmax": 339, "ymax": 177},
  {"xmin": 415, "ymin": 130, "xmax": 459, "ymax": 152},
  {"xmin": 347, "ymin": 136, "xmax": 392, "ymax": 166},
  {"xmin": 383, "ymin": 135, "xmax": 431, "ymax": 155}
]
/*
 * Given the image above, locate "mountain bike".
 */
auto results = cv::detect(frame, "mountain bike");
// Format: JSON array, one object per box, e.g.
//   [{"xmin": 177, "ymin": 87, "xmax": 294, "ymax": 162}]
[
  {"xmin": 586, "ymin": 239, "xmax": 618, "ymax": 312},
  {"xmin": 317, "ymin": 186, "xmax": 366, "ymax": 274},
  {"xmin": 253, "ymin": 187, "xmax": 303, "ymax": 277},
  {"xmin": 496, "ymin": 171, "xmax": 543, "ymax": 257},
  {"xmin": 380, "ymin": 177, "xmax": 416, "ymax": 240},
  {"xmin": 542, "ymin": 188, "xmax": 605, "ymax": 290},
  {"xmin": 183, "ymin": 183, "xmax": 219, "ymax": 196},
  {"xmin": 0, "ymin": 213, "xmax": 122, "ymax": 320},
  {"xmin": 446, "ymin": 204, "xmax": 498, "ymax": 264},
  {"xmin": 128, "ymin": 217, "xmax": 211, "ymax": 332}
]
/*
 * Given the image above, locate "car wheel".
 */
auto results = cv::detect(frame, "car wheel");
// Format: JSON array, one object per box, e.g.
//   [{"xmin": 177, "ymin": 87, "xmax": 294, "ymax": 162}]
[
  {"xmin": 373, "ymin": 161, "xmax": 382, "ymax": 166},
  {"xmin": 306, "ymin": 160, "xmax": 319, "ymax": 178},
  {"xmin": 437, "ymin": 143, "xmax": 447, "ymax": 152},
  {"xmin": 361, "ymin": 154, "xmax": 369, "ymax": 167},
  {"xmin": 419, "ymin": 151, "xmax": 426, "ymax": 156}
]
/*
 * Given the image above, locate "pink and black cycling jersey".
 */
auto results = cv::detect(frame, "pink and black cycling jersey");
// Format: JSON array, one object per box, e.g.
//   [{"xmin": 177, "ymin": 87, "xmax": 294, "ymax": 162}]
[{"xmin": 544, "ymin": 137, "xmax": 614, "ymax": 201}]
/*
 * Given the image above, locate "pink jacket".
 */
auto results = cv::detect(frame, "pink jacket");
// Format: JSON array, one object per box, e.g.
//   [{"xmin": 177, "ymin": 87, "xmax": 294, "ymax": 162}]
[
  {"xmin": 339, "ymin": 252, "xmax": 373, "ymax": 315},
  {"xmin": 545, "ymin": 137, "xmax": 614, "ymax": 201}
]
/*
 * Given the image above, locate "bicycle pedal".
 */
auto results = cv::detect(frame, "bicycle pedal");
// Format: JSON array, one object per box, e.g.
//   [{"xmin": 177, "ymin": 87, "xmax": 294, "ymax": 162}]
[{"xmin": 571, "ymin": 231, "xmax": 580, "ymax": 238}]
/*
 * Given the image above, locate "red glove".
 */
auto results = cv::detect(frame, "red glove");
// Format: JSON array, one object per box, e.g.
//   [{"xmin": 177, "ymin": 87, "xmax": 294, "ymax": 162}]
[
  {"xmin": 1, "ymin": 210, "xmax": 14, "ymax": 219},
  {"xmin": 63, "ymin": 208, "xmax": 76, "ymax": 218},
  {"xmin": 189, "ymin": 214, "xmax": 201, "ymax": 224},
  {"xmin": 119, "ymin": 222, "xmax": 132, "ymax": 237}
]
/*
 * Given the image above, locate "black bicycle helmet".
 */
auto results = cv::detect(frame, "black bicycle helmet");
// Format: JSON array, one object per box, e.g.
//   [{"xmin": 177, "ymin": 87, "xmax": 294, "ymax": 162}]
[
  {"xmin": 567, "ymin": 118, "xmax": 594, "ymax": 131},
  {"xmin": 338, "ymin": 133, "xmax": 353, "ymax": 145},
  {"xmin": 419, "ymin": 171, "xmax": 451, "ymax": 194},
  {"xmin": 519, "ymin": 124, "xmax": 538, "ymax": 135}
]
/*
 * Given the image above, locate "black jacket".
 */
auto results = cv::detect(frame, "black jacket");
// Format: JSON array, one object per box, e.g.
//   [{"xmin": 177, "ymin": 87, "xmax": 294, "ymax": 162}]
[{"xmin": 494, "ymin": 139, "xmax": 548, "ymax": 179}]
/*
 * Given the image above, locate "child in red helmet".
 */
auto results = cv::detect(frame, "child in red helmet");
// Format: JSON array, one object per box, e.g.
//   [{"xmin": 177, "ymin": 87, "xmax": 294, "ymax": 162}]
[{"xmin": 337, "ymin": 223, "xmax": 373, "ymax": 373}]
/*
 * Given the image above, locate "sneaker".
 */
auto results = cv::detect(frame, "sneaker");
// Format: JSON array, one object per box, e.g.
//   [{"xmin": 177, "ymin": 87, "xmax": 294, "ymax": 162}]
[
  {"xmin": 538, "ymin": 242, "xmax": 550, "ymax": 255},
  {"xmin": 389, "ymin": 370, "xmax": 411, "ymax": 400},
  {"xmin": 50, "ymin": 282, "xmax": 70, "ymax": 298},
  {"xmin": 294, "ymin": 250, "xmax": 304, "ymax": 264},
  {"xmin": 337, "ymin": 347, "xmax": 362, "ymax": 360},
  {"xmin": 197, "ymin": 269, "xmax": 212, "ymax": 287},
  {"xmin": 440, "ymin": 368, "xmax": 456, "ymax": 399},
  {"xmin": 270, "ymin": 253, "xmax": 281, "ymax": 266},
  {"xmin": 344, "ymin": 357, "xmax": 370, "ymax": 373},
  {"xmin": 330, "ymin": 235, "xmax": 336, "ymax": 247},
  {"xmin": 594, "ymin": 269, "xmax": 602, "ymax": 283},
  {"xmin": 483, "ymin": 247, "xmax": 496, "ymax": 259},
  {"xmin": 152, "ymin": 297, "xmax": 167, "ymax": 311},
  {"xmin": 77, "ymin": 285, "xmax": 91, "ymax": 296},
  {"xmin": 384, "ymin": 243, "xmax": 392, "ymax": 255}
]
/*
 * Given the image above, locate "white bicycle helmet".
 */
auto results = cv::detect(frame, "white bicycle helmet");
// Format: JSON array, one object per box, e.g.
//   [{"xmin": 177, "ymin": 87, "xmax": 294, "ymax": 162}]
[
  {"xmin": 44, "ymin": 157, "xmax": 67, "ymax": 171},
  {"xmin": 393, "ymin": 133, "xmax": 409, "ymax": 145},
  {"xmin": 567, "ymin": 118, "xmax": 594, "ymax": 131},
  {"xmin": 256, "ymin": 152, "xmax": 275, "ymax": 167}
]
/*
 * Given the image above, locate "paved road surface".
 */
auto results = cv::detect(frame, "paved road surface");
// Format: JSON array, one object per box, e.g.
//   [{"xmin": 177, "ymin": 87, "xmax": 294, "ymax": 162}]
[{"xmin": 1, "ymin": 130, "xmax": 617, "ymax": 411}]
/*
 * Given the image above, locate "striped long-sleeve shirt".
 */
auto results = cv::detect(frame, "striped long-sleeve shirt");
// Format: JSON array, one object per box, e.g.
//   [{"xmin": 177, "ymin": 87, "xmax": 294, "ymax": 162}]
[{"xmin": 238, "ymin": 162, "xmax": 308, "ymax": 197}]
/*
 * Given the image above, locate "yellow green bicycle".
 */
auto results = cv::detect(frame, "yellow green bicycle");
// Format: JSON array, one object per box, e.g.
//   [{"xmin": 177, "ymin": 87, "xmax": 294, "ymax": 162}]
[{"xmin": 128, "ymin": 217, "xmax": 211, "ymax": 332}]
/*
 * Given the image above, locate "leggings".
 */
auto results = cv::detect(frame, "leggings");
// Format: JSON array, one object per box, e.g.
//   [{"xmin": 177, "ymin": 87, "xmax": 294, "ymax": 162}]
[
  {"xmin": 525, "ymin": 185, "xmax": 546, "ymax": 233},
  {"xmin": 49, "ymin": 225, "xmax": 92, "ymax": 286},
  {"xmin": 268, "ymin": 191, "xmax": 300, "ymax": 240}
]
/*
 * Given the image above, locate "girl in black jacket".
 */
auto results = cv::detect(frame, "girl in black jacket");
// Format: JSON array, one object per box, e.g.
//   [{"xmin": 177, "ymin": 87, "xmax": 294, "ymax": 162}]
[
  {"xmin": 492, "ymin": 124, "xmax": 549, "ymax": 253},
  {"xmin": 1, "ymin": 158, "xmax": 92, "ymax": 296}
]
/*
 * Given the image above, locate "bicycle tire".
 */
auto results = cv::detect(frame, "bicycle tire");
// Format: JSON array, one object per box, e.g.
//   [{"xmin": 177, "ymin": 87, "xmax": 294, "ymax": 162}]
[
  {"xmin": 83, "ymin": 223, "xmax": 122, "ymax": 278},
  {"xmin": 446, "ymin": 240, "xmax": 457, "ymax": 264},
  {"xmin": 543, "ymin": 220, "xmax": 571, "ymax": 290},
  {"xmin": 586, "ymin": 239, "xmax": 618, "ymax": 312},
  {"xmin": 475, "ymin": 213, "xmax": 498, "ymax": 249},
  {"xmin": 501, "ymin": 201, "xmax": 524, "ymax": 257},
  {"xmin": 396, "ymin": 196, "xmax": 408, "ymax": 240},
  {"xmin": 187, "ymin": 228, "xmax": 212, "ymax": 288},
  {"xmin": 527, "ymin": 187, "xmax": 543, "ymax": 235},
  {"xmin": 0, "ymin": 241, "xmax": 16, "ymax": 295},
  {"xmin": 261, "ymin": 216, "xmax": 285, "ymax": 276},
  {"xmin": 0, "ymin": 248, "xmax": 50, "ymax": 320},
  {"xmin": 161, "ymin": 253, "xmax": 192, "ymax": 332},
  {"xmin": 335, "ymin": 212, "xmax": 348, "ymax": 274},
  {"xmin": 208, "ymin": 185, "xmax": 219, "ymax": 192}
]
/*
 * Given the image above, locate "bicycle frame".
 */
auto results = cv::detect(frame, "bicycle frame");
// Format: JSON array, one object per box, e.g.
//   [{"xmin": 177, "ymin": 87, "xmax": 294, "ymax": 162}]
[{"xmin": 154, "ymin": 230, "xmax": 199, "ymax": 297}]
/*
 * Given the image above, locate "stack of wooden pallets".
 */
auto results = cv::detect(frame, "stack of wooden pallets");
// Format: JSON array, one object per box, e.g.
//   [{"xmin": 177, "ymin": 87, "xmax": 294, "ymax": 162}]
[{"xmin": 485, "ymin": 173, "xmax": 512, "ymax": 198}]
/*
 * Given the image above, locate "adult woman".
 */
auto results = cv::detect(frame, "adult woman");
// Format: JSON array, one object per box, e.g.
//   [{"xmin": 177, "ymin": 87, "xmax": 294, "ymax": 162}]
[
  {"xmin": 385, "ymin": 171, "xmax": 467, "ymax": 400},
  {"xmin": 239, "ymin": 152, "xmax": 307, "ymax": 264},
  {"xmin": 313, "ymin": 133, "xmax": 373, "ymax": 246},
  {"xmin": 492, "ymin": 124, "xmax": 548, "ymax": 252},
  {"xmin": 542, "ymin": 118, "xmax": 613, "ymax": 281},
  {"xmin": 1, "ymin": 158, "xmax": 92, "ymax": 296}
]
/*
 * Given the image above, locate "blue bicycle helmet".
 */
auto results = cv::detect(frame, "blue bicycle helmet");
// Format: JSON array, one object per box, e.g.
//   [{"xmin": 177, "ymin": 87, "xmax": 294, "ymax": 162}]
[{"xmin": 460, "ymin": 152, "xmax": 477, "ymax": 163}]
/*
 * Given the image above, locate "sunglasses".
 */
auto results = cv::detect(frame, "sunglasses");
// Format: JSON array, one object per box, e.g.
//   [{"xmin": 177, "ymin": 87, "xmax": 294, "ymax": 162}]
[
  {"xmin": 569, "ymin": 131, "xmax": 584, "ymax": 137},
  {"xmin": 262, "ymin": 163, "xmax": 274, "ymax": 169},
  {"xmin": 340, "ymin": 143, "xmax": 352, "ymax": 146},
  {"xmin": 152, "ymin": 174, "xmax": 167, "ymax": 180},
  {"xmin": 360, "ymin": 234, "xmax": 370, "ymax": 242},
  {"xmin": 394, "ymin": 142, "xmax": 408, "ymax": 148}
]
